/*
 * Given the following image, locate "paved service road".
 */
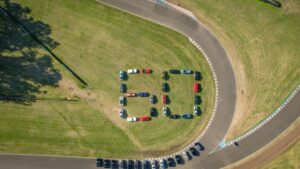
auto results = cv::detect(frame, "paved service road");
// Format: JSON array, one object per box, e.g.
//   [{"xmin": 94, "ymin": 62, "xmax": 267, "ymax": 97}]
[{"xmin": 0, "ymin": 0, "xmax": 299, "ymax": 169}]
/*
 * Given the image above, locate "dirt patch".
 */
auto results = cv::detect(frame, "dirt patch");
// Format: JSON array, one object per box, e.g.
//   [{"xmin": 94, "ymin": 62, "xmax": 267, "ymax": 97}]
[{"xmin": 59, "ymin": 79, "xmax": 96, "ymax": 100}]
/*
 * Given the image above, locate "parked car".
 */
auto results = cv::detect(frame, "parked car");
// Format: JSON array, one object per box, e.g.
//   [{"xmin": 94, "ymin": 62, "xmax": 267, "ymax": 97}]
[
  {"xmin": 169, "ymin": 69, "xmax": 181, "ymax": 74},
  {"xmin": 150, "ymin": 95, "xmax": 155, "ymax": 104},
  {"xmin": 195, "ymin": 142, "xmax": 205, "ymax": 151},
  {"xmin": 120, "ymin": 83, "xmax": 126, "ymax": 93},
  {"xmin": 189, "ymin": 147, "xmax": 199, "ymax": 156},
  {"xmin": 141, "ymin": 68, "xmax": 152, "ymax": 74},
  {"xmin": 194, "ymin": 95, "xmax": 200, "ymax": 105},
  {"xmin": 125, "ymin": 93, "xmax": 137, "ymax": 97},
  {"xmin": 167, "ymin": 158, "xmax": 175, "ymax": 167},
  {"xmin": 119, "ymin": 108, "xmax": 126, "ymax": 119},
  {"xmin": 120, "ymin": 160, "xmax": 127, "ymax": 169},
  {"xmin": 162, "ymin": 71, "xmax": 168, "ymax": 80},
  {"xmin": 139, "ymin": 116, "xmax": 151, "ymax": 121},
  {"xmin": 181, "ymin": 113, "xmax": 193, "ymax": 119},
  {"xmin": 175, "ymin": 155, "xmax": 183, "ymax": 164},
  {"xmin": 128, "ymin": 160, "xmax": 134, "ymax": 169},
  {"xmin": 127, "ymin": 117, "xmax": 138, "ymax": 122},
  {"xmin": 162, "ymin": 106, "xmax": 168, "ymax": 116},
  {"xmin": 169, "ymin": 114, "xmax": 181, "ymax": 119},
  {"xmin": 96, "ymin": 158, "xmax": 103, "ymax": 167},
  {"xmin": 127, "ymin": 69, "xmax": 139, "ymax": 74},
  {"xmin": 159, "ymin": 159, "xmax": 166, "ymax": 169},
  {"xmin": 193, "ymin": 83, "xmax": 199, "ymax": 93},
  {"xmin": 151, "ymin": 160, "xmax": 156, "ymax": 169},
  {"xmin": 112, "ymin": 160, "xmax": 118, "ymax": 169},
  {"xmin": 119, "ymin": 96, "xmax": 125, "ymax": 106},
  {"xmin": 193, "ymin": 106, "xmax": 199, "ymax": 116},
  {"xmin": 104, "ymin": 159, "xmax": 111, "ymax": 168},
  {"xmin": 138, "ymin": 92, "xmax": 149, "ymax": 97},
  {"xmin": 150, "ymin": 107, "xmax": 156, "ymax": 117},
  {"xmin": 119, "ymin": 71, "xmax": 126, "ymax": 80},
  {"xmin": 194, "ymin": 71, "xmax": 201, "ymax": 80},
  {"xmin": 143, "ymin": 160, "xmax": 150, "ymax": 169},
  {"xmin": 182, "ymin": 151, "xmax": 191, "ymax": 161},
  {"xmin": 162, "ymin": 82, "xmax": 168, "ymax": 92},
  {"xmin": 180, "ymin": 69, "xmax": 193, "ymax": 74},
  {"xmin": 162, "ymin": 95, "xmax": 167, "ymax": 104},
  {"xmin": 135, "ymin": 160, "xmax": 141, "ymax": 169}
]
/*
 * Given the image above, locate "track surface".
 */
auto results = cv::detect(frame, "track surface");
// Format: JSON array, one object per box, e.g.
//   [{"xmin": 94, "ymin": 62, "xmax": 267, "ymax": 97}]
[{"xmin": 0, "ymin": 0, "xmax": 299, "ymax": 169}]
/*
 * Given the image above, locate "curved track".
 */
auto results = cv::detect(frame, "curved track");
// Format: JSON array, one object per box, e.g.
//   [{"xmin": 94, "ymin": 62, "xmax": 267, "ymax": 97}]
[{"xmin": 0, "ymin": 0, "xmax": 299, "ymax": 169}]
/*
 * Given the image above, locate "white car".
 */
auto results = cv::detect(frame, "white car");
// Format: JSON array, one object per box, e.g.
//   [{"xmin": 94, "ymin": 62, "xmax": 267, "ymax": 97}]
[
  {"xmin": 162, "ymin": 106, "xmax": 168, "ymax": 116},
  {"xmin": 127, "ymin": 117, "xmax": 138, "ymax": 122},
  {"xmin": 194, "ymin": 106, "xmax": 199, "ymax": 115},
  {"xmin": 127, "ymin": 69, "xmax": 139, "ymax": 74}
]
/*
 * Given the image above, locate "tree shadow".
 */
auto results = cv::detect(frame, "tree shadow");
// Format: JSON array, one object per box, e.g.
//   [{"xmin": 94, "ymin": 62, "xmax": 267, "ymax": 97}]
[{"xmin": 0, "ymin": 1, "xmax": 61, "ymax": 105}]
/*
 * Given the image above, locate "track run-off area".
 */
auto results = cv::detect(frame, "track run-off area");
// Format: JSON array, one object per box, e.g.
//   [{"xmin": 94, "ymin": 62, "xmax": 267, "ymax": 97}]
[{"xmin": 0, "ymin": 0, "xmax": 299, "ymax": 169}]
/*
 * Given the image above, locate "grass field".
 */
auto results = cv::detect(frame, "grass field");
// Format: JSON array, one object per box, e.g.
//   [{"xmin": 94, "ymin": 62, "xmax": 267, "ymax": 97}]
[
  {"xmin": 0, "ymin": 0, "xmax": 214, "ymax": 158},
  {"xmin": 168, "ymin": 0, "xmax": 300, "ymax": 139}
]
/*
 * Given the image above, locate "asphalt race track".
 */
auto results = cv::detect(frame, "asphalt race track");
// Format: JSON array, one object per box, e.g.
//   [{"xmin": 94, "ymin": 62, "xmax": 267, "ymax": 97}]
[{"xmin": 0, "ymin": 0, "xmax": 299, "ymax": 169}]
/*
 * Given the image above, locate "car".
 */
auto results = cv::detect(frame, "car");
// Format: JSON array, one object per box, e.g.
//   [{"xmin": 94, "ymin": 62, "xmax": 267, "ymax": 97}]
[
  {"xmin": 162, "ymin": 71, "xmax": 168, "ymax": 80},
  {"xmin": 175, "ymin": 155, "xmax": 183, "ymax": 164},
  {"xmin": 162, "ymin": 106, "xmax": 168, "ymax": 116},
  {"xmin": 180, "ymin": 69, "xmax": 193, "ymax": 74},
  {"xmin": 138, "ymin": 92, "xmax": 149, "ymax": 97},
  {"xmin": 120, "ymin": 160, "xmax": 127, "ymax": 169},
  {"xmin": 151, "ymin": 160, "xmax": 156, "ymax": 169},
  {"xmin": 189, "ymin": 147, "xmax": 199, "ymax": 156},
  {"xmin": 127, "ymin": 69, "xmax": 139, "ymax": 74},
  {"xmin": 125, "ymin": 93, "xmax": 137, "ymax": 97},
  {"xmin": 162, "ymin": 82, "xmax": 168, "ymax": 92},
  {"xmin": 181, "ymin": 113, "xmax": 193, "ymax": 119},
  {"xmin": 112, "ymin": 160, "xmax": 118, "ymax": 169},
  {"xmin": 141, "ymin": 68, "xmax": 152, "ymax": 74},
  {"xmin": 162, "ymin": 95, "xmax": 167, "ymax": 104},
  {"xmin": 194, "ymin": 71, "xmax": 201, "ymax": 80},
  {"xmin": 119, "ymin": 96, "xmax": 125, "ymax": 106},
  {"xmin": 127, "ymin": 117, "xmax": 138, "ymax": 122},
  {"xmin": 159, "ymin": 159, "xmax": 166, "ymax": 169},
  {"xmin": 135, "ymin": 160, "xmax": 141, "ymax": 169},
  {"xmin": 150, "ymin": 107, "xmax": 156, "ymax": 117},
  {"xmin": 119, "ymin": 108, "xmax": 126, "ymax": 119},
  {"xmin": 128, "ymin": 160, "xmax": 134, "ymax": 169},
  {"xmin": 96, "ymin": 158, "xmax": 103, "ymax": 167},
  {"xmin": 182, "ymin": 151, "xmax": 191, "ymax": 161},
  {"xmin": 143, "ymin": 160, "xmax": 150, "ymax": 169},
  {"xmin": 193, "ymin": 83, "xmax": 199, "ymax": 93},
  {"xmin": 195, "ymin": 142, "xmax": 205, "ymax": 151},
  {"xmin": 120, "ymin": 71, "xmax": 126, "ymax": 80},
  {"xmin": 120, "ymin": 84, "xmax": 126, "ymax": 93},
  {"xmin": 194, "ymin": 95, "xmax": 200, "ymax": 105},
  {"xmin": 169, "ymin": 69, "xmax": 181, "ymax": 74},
  {"xmin": 139, "ymin": 116, "xmax": 151, "ymax": 121},
  {"xmin": 193, "ymin": 106, "xmax": 199, "ymax": 116},
  {"xmin": 169, "ymin": 114, "xmax": 181, "ymax": 119},
  {"xmin": 104, "ymin": 159, "xmax": 111, "ymax": 168},
  {"xmin": 150, "ymin": 95, "xmax": 155, "ymax": 104},
  {"xmin": 167, "ymin": 158, "xmax": 175, "ymax": 167}
]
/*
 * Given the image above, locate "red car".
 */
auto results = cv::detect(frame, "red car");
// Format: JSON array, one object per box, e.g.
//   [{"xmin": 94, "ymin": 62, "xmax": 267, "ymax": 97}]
[
  {"xmin": 193, "ymin": 83, "xmax": 199, "ymax": 93},
  {"xmin": 125, "ymin": 93, "xmax": 137, "ymax": 97},
  {"xmin": 139, "ymin": 116, "xmax": 151, "ymax": 121},
  {"xmin": 162, "ymin": 95, "xmax": 167, "ymax": 104},
  {"xmin": 141, "ymin": 68, "xmax": 152, "ymax": 74}
]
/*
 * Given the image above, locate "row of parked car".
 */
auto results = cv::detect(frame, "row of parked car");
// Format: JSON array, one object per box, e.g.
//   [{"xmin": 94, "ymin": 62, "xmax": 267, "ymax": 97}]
[
  {"xmin": 119, "ymin": 69, "xmax": 152, "ymax": 80},
  {"xmin": 96, "ymin": 142, "xmax": 205, "ymax": 169}
]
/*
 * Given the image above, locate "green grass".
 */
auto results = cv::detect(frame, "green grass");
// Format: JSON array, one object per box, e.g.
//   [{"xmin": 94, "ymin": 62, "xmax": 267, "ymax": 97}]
[
  {"xmin": 168, "ymin": 0, "xmax": 300, "ymax": 139},
  {"xmin": 0, "ymin": 0, "xmax": 214, "ymax": 158}
]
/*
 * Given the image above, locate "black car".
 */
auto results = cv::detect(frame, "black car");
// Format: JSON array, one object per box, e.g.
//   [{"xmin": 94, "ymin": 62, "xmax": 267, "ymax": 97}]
[
  {"xmin": 169, "ymin": 114, "xmax": 181, "ymax": 119},
  {"xmin": 143, "ymin": 160, "xmax": 150, "ymax": 169},
  {"xmin": 104, "ymin": 159, "xmax": 111, "ymax": 168},
  {"xmin": 120, "ymin": 83, "xmax": 126, "ymax": 93},
  {"xmin": 194, "ymin": 71, "xmax": 201, "ymax": 80},
  {"xmin": 195, "ymin": 142, "xmax": 205, "ymax": 151},
  {"xmin": 120, "ymin": 160, "xmax": 127, "ymax": 169},
  {"xmin": 135, "ymin": 160, "xmax": 142, "ymax": 169},
  {"xmin": 194, "ymin": 95, "xmax": 200, "ymax": 105},
  {"xmin": 150, "ymin": 107, "xmax": 157, "ymax": 117},
  {"xmin": 128, "ymin": 160, "xmax": 134, "ymax": 169},
  {"xmin": 112, "ymin": 160, "xmax": 118, "ymax": 169},
  {"xmin": 167, "ymin": 158, "xmax": 175, "ymax": 167},
  {"xmin": 162, "ymin": 71, "xmax": 168, "ymax": 80},
  {"xmin": 96, "ymin": 158, "xmax": 103, "ymax": 167},
  {"xmin": 169, "ymin": 69, "xmax": 181, "ymax": 74},
  {"xmin": 189, "ymin": 147, "xmax": 199, "ymax": 156},
  {"xmin": 162, "ymin": 82, "xmax": 168, "ymax": 92},
  {"xmin": 175, "ymin": 155, "xmax": 183, "ymax": 164}
]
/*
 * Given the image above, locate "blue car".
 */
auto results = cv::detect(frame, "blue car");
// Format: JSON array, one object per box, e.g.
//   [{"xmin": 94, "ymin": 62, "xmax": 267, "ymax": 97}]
[
  {"xmin": 181, "ymin": 113, "xmax": 193, "ymax": 119},
  {"xmin": 138, "ymin": 92, "xmax": 149, "ymax": 97},
  {"xmin": 119, "ymin": 71, "xmax": 126, "ymax": 80},
  {"xmin": 181, "ymin": 69, "xmax": 193, "ymax": 74}
]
